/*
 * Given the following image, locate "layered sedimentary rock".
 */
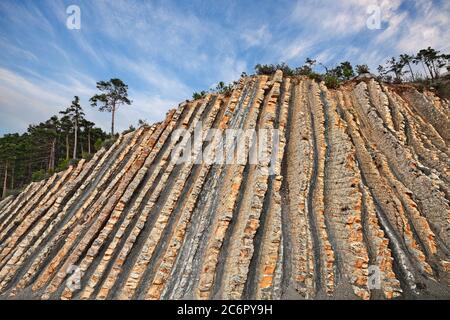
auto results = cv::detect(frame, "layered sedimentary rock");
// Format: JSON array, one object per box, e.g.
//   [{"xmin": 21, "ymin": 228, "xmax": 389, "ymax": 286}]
[{"xmin": 0, "ymin": 72, "xmax": 449, "ymax": 300}]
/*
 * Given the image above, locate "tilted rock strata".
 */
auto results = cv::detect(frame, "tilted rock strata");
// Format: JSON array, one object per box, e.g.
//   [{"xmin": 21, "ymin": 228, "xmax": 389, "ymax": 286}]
[{"xmin": 0, "ymin": 73, "xmax": 449, "ymax": 300}]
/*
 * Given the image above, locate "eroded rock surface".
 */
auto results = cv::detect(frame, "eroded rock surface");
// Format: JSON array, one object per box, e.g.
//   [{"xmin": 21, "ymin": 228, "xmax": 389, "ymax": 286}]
[{"xmin": 0, "ymin": 74, "xmax": 449, "ymax": 300}]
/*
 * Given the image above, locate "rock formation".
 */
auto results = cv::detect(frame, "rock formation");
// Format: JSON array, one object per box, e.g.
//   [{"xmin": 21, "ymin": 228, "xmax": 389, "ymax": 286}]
[{"xmin": 0, "ymin": 72, "xmax": 448, "ymax": 300}]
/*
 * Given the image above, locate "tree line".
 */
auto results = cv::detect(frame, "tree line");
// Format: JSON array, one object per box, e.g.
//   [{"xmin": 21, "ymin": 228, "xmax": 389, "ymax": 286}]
[
  {"xmin": 254, "ymin": 60, "xmax": 369, "ymax": 89},
  {"xmin": 253, "ymin": 46, "xmax": 450, "ymax": 89},
  {"xmin": 0, "ymin": 78, "xmax": 132, "ymax": 199},
  {"xmin": 192, "ymin": 80, "xmax": 237, "ymax": 100},
  {"xmin": 377, "ymin": 47, "xmax": 450, "ymax": 83}
]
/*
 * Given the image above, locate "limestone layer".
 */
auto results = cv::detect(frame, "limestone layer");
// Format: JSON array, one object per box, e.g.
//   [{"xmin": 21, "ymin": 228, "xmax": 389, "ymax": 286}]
[{"xmin": 0, "ymin": 73, "xmax": 449, "ymax": 300}]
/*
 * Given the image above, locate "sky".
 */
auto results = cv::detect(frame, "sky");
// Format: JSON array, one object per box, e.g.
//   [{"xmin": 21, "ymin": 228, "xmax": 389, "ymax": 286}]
[{"xmin": 0, "ymin": 0, "xmax": 449, "ymax": 135}]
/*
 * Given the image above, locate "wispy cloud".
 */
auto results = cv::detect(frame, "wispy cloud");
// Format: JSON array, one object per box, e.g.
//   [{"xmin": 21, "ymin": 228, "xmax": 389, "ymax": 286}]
[
  {"xmin": 0, "ymin": 0, "xmax": 449, "ymax": 135},
  {"xmin": 0, "ymin": 67, "xmax": 70, "ymax": 133},
  {"xmin": 241, "ymin": 25, "xmax": 271, "ymax": 48}
]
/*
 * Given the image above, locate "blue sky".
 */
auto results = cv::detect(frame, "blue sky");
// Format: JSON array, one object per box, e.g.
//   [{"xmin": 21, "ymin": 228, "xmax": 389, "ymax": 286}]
[{"xmin": 1, "ymin": 0, "xmax": 449, "ymax": 135}]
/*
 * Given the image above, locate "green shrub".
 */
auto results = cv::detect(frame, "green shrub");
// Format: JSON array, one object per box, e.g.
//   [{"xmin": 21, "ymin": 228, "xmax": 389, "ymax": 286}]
[
  {"xmin": 69, "ymin": 159, "xmax": 80, "ymax": 166},
  {"xmin": 192, "ymin": 91, "xmax": 207, "ymax": 100},
  {"xmin": 356, "ymin": 64, "xmax": 370, "ymax": 75},
  {"xmin": 122, "ymin": 125, "xmax": 136, "ymax": 135},
  {"xmin": 308, "ymin": 72, "xmax": 323, "ymax": 82},
  {"xmin": 216, "ymin": 83, "xmax": 234, "ymax": 96},
  {"xmin": 138, "ymin": 119, "xmax": 149, "ymax": 127},
  {"xmin": 275, "ymin": 62, "xmax": 294, "ymax": 76},
  {"xmin": 254, "ymin": 63, "xmax": 294, "ymax": 76},
  {"xmin": 324, "ymin": 75, "xmax": 340, "ymax": 89},
  {"xmin": 94, "ymin": 138, "xmax": 103, "ymax": 151},
  {"xmin": 341, "ymin": 62, "xmax": 355, "ymax": 79},
  {"xmin": 5, "ymin": 188, "xmax": 23, "ymax": 197},
  {"xmin": 31, "ymin": 169, "xmax": 46, "ymax": 182},
  {"xmin": 94, "ymin": 137, "xmax": 115, "ymax": 151},
  {"xmin": 255, "ymin": 64, "xmax": 277, "ymax": 75},
  {"xmin": 435, "ymin": 81, "xmax": 450, "ymax": 100},
  {"xmin": 82, "ymin": 152, "xmax": 93, "ymax": 160},
  {"xmin": 56, "ymin": 159, "xmax": 70, "ymax": 172},
  {"xmin": 101, "ymin": 138, "xmax": 115, "ymax": 151},
  {"xmin": 294, "ymin": 65, "xmax": 313, "ymax": 76}
]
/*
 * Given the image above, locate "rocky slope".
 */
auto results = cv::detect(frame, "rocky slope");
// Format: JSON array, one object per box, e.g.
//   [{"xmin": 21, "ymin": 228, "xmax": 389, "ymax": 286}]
[{"xmin": 0, "ymin": 71, "xmax": 448, "ymax": 300}]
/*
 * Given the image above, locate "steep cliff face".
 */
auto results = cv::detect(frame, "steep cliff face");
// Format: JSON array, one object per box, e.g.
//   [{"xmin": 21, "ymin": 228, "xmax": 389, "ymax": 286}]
[{"xmin": 0, "ymin": 72, "xmax": 448, "ymax": 300}]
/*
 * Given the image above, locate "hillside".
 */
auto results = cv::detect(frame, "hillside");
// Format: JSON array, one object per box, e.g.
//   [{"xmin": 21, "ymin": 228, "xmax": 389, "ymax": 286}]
[{"xmin": 0, "ymin": 71, "xmax": 448, "ymax": 300}]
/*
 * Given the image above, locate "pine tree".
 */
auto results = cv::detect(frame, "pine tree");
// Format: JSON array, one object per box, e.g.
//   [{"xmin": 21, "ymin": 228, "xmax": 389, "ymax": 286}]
[
  {"xmin": 60, "ymin": 96, "xmax": 85, "ymax": 159},
  {"xmin": 90, "ymin": 79, "xmax": 132, "ymax": 136},
  {"xmin": 399, "ymin": 54, "xmax": 415, "ymax": 81},
  {"xmin": 81, "ymin": 119, "xmax": 95, "ymax": 155}
]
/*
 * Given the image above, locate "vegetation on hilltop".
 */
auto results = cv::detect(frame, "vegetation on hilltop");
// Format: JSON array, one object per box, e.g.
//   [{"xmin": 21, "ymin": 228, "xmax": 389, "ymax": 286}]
[
  {"xmin": 191, "ymin": 47, "xmax": 449, "ymax": 99},
  {"xmin": 253, "ymin": 46, "xmax": 450, "ymax": 90},
  {"xmin": 192, "ymin": 80, "xmax": 236, "ymax": 100}
]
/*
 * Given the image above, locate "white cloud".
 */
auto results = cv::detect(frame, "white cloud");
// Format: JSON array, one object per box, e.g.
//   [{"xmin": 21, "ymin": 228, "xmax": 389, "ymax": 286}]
[
  {"xmin": 279, "ymin": 39, "xmax": 313, "ymax": 62},
  {"xmin": 0, "ymin": 68, "xmax": 99, "ymax": 134},
  {"xmin": 241, "ymin": 25, "xmax": 271, "ymax": 47},
  {"xmin": 1, "ymin": 0, "xmax": 450, "ymax": 137},
  {"xmin": 0, "ymin": 40, "xmax": 39, "ymax": 62},
  {"xmin": 104, "ymin": 53, "xmax": 192, "ymax": 98},
  {"xmin": 216, "ymin": 56, "xmax": 247, "ymax": 84},
  {"xmin": 0, "ymin": 1, "xmax": 56, "ymax": 36},
  {"xmin": 0, "ymin": 68, "xmax": 69, "ymax": 133},
  {"xmin": 290, "ymin": 0, "xmax": 404, "ymax": 38},
  {"xmin": 374, "ymin": 11, "xmax": 408, "ymax": 44},
  {"xmin": 122, "ymin": 92, "xmax": 179, "ymax": 129},
  {"xmin": 395, "ymin": 4, "xmax": 450, "ymax": 54},
  {"xmin": 0, "ymin": 65, "xmax": 183, "ymax": 135}
]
